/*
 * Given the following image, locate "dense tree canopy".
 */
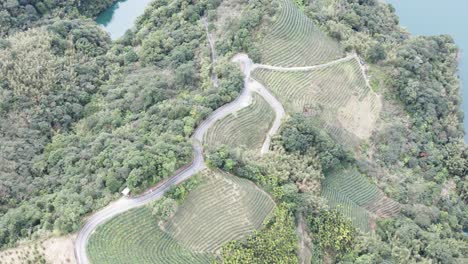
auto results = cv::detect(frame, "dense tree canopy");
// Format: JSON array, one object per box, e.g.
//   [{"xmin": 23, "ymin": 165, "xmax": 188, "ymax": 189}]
[
  {"xmin": 309, "ymin": 210, "xmax": 357, "ymax": 261},
  {"xmin": 280, "ymin": 114, "xmax": 353, "ymax": 171},
  {"xmin": 0, "ymin": 0, "xmax": 247, "ymax": 248},
  {"xmin": 304, "ymin": 0, "xmax": 403, "ymax": 55},
  {"xmin": 393, "ymin": 35, "xmax": 464, "ymax": 142},
  {"xmin": 221, "ymin": 205, "xmax": 298, "ymax": 264},
  {"xmin": 0, "ymin": 20, "xmax": 112, "ymax": 245}
]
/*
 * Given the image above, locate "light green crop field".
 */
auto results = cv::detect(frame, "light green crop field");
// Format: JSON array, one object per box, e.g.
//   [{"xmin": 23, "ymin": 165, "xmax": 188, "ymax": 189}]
[
  {"xmin": 253, "ymin": 59, "xmax": 371, "ymax": 113},
  {"xmin": 204, "ymin": 92, "xmax": 275, "ymax": 151},
  {"xmin": 86, "ymin": 207, "xmax": 213, "ymax": 264},
  {"xmin": 253, "ymin": 59, "xmax": 380, "ymax": 144},
  {"xmin": 321, "ymin": 167, "xmax": 400, "ymax": 232},
  {"xmin": 87, "ymin": 170, "xmax": 275, "ymax": 263},
  {"xmin": 258, "ymin": 0, "xmax": 343, "ymax": 66}
]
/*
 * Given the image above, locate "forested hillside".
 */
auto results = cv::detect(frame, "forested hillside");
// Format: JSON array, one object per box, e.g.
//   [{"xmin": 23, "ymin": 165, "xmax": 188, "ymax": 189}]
[
  {"xmin": 0, "ymin": 0, "xmax": 246, "ymax": 247},
  {"xmin": 0, "ymin": 19, "xmax": 112, "ymax": 245},
  {"xmin": 0, "ymin": 0, "xmax": 466, "ymax": 263},
  {"xmin": 210, "ymin": 0, "xmax": 467, "ymax": 262}
]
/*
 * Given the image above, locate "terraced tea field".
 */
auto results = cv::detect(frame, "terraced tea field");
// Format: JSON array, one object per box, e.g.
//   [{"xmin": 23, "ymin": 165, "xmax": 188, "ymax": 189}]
[
  {"xmin": 87, "ymin": 170, "xmax": 275, "ymax": 263},
  {"xmin": 164, "ymin": 170, "xmax": 275, "ymax": 253},
  {"xmin": 204, "ymin": 92, "xmax": 275, "ymax": 150},
  {"xmin": 259, "ymin": 0, "xmax": 343, "ymax": 66},
  {"xmin": 321, "ymin": 168, "xmax": 400, "ymax": 232},
  {"xmin": 87, "ymin": 207, "xmax": 213, "ymax": 264},
  {"xmin": 253, "ymin": 58, "xmax": 381, "ymax": 143}
]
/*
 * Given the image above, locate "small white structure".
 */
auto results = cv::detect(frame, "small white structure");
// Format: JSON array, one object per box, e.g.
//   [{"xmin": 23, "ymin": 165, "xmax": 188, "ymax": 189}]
[{"xmin": 121, "ymin": 187, "xmax": 131, "ymax": 197}]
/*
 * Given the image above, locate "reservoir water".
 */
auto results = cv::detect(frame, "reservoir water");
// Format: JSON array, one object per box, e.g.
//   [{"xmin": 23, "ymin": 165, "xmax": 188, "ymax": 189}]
[
  {"xmin": 96, "ymin": 0, "xmax": 153, "ymax": 40},
  {"xmin": 386, "ymin": 0, "xmax": 468, "ymax": 142}
]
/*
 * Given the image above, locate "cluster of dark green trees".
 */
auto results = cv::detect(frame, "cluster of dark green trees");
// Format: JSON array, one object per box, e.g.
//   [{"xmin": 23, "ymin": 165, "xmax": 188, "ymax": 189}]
[
  {"xmin": 221, "ymin": 205, "xmax": 299, "ymax": 264},
  {"xmin": 0, "ymin": 0, "xmax": 115, "ymax": 37},
  {"xmin": 0, "ymin": 19, "xmax": 113, "ymax": 243}
]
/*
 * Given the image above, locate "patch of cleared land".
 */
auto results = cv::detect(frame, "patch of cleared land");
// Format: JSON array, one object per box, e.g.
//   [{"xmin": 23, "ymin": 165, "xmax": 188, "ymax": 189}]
[
  {"xmin": 204, "ymin": 92, "xmax": 275, "ymax": 150},
  {"xmin": 213, "ymin": 0, "xmax": 245, "ymax": 38},
  {"xmin": 87, "ymin": 170, "xmax": 275, "ymax": 263},
  {"xmin": 296, "ymin": 214, "xmax": 312, "ymax": 264},
  {"xmin": 0, "ymin": 235, "xmax": 76, "ymax": 264},
  {"xmin": 321, "ymin": 167, "xmax": 400, "ymax": 232},
  {"xmin": 253, "ymin": 58, "xmax": 381, "ymax": 145},
  {"xmin": 259, "ymin": 0, "xmax": 343, "ymax": 67}
]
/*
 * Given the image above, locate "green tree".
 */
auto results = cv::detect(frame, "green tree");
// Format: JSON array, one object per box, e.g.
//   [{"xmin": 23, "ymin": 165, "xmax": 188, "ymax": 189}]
[
  {"xmin": 280, "ymin": 114, "xmax": 353, "ymax": 170},
  {"xmin": 367, "ymin": 43, "xmax": 387, "ymax": 63},
  {"xmin": 309, "ymin": 210, "xmax": 357, "ymax": 261},
  {"xmin": 221, "ymin": 205, "xmax": 298, "ymax": 264}
]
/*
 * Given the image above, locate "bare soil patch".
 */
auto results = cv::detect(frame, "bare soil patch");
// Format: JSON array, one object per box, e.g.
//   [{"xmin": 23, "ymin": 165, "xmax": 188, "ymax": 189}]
[
  {"xmin": 0, "ymin": 235, "xmax": 76, "ymax": 264},
  {"xmin": 337, "ymin": 94, "xmax": 381, "ymax": 140},
  {"xmin": 296, "ymin": 215, "xmax": 313, "ymax": 264}
]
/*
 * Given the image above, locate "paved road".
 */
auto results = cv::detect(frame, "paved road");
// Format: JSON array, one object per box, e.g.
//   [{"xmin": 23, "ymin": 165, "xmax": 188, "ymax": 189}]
[
  {"xmin": 253, "ymin": 80, "xmax": 285, "ymax": 155},
  {"xmin": 253, "ymin": 54, "xmax": 355, "ymax": 72},
  {"xmin": 74, "ymin": 52, "xmax": 353, "ymax": 263},
  {"xmin": 74, "ymin": 54, "xmax": 278, "ymax": 264},
  {"xmin": 231, "ymin": 54, "xmax": 286, "ymax": 155}
]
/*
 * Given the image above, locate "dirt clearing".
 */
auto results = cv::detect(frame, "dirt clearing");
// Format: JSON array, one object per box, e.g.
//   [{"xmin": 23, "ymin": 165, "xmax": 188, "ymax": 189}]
[
  {"xmin": 0, "ymin": 235, "xmax": 76, "ymax": 264},
  {"xmin": 337, "ymin": 94, "xmax": 381, "ymax": 140}
]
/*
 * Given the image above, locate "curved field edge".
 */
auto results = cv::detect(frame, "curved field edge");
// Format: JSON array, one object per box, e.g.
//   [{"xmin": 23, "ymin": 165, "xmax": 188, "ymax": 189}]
[
  {"xmin": 258, "ymin": 0, "xmax": 343, "ymax": 67},
  {"xmin": 86, "ymin": 206, "xmax": 213, "ymax": 264},
  {"xmin": 321, "ymin": 167, "xmax": 400, "ymax": 232},
  {"xmin": 86, "ymin": 170, "xmax": 275, "ymax": 263},
  {"xmin": 165, "ymin": 170, "xmax": 275, "ymax": 253},
  {"xmin": 204, "ymin": 92, "xmax": 275, "ymax": 151},
  {"xmin": 252, "ymin": 58, "xmax": 381, "ymax": 146}
]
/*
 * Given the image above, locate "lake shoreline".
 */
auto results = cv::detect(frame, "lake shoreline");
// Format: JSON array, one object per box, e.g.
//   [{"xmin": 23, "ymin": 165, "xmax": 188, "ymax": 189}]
[
  {"xmin": 386, "ymin": 0, "xmax": 468, "ymax": 142},
  {"xmin": 96, "ymin": 0, "xmax": 153, "ymax": 40}
]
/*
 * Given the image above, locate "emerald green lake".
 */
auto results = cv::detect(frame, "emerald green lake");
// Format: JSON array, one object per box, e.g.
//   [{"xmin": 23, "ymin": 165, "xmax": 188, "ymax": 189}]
[
  {"xmin": 386, "ymin": 0, "xmax": 468, "ymax": 141},
  {"xmin": 96, "ymin": 0, "xmax": 152, "ymax": 40}
]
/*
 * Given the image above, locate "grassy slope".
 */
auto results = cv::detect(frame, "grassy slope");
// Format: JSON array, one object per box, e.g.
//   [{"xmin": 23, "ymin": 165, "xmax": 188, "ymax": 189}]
[
  {"xmin": 87, "ymin": 206, "xmax": 212, "ymax": 264},
  {"xmin": 164, "ymin": 170, "xmax": 275, "ymax": 253}
]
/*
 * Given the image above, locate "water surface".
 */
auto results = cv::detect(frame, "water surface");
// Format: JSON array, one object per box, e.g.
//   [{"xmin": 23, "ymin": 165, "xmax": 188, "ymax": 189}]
[
  {"xmin": 96, "ymin": 0, "xmax": 153, "ymax": 40},
  {"xmin": 386, "ymin": 0, "xmax": 468, "ymax": 141}
]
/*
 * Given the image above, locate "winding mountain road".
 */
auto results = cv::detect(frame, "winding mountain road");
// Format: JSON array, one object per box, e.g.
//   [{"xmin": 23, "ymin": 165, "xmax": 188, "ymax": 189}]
[
  {"xmin": 74, "ymin": 51, "xmax": 355, "ymax": 263},
  {"xmin": 74, "ymin": 54, "xmax": 284, "ymax": 264}
]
